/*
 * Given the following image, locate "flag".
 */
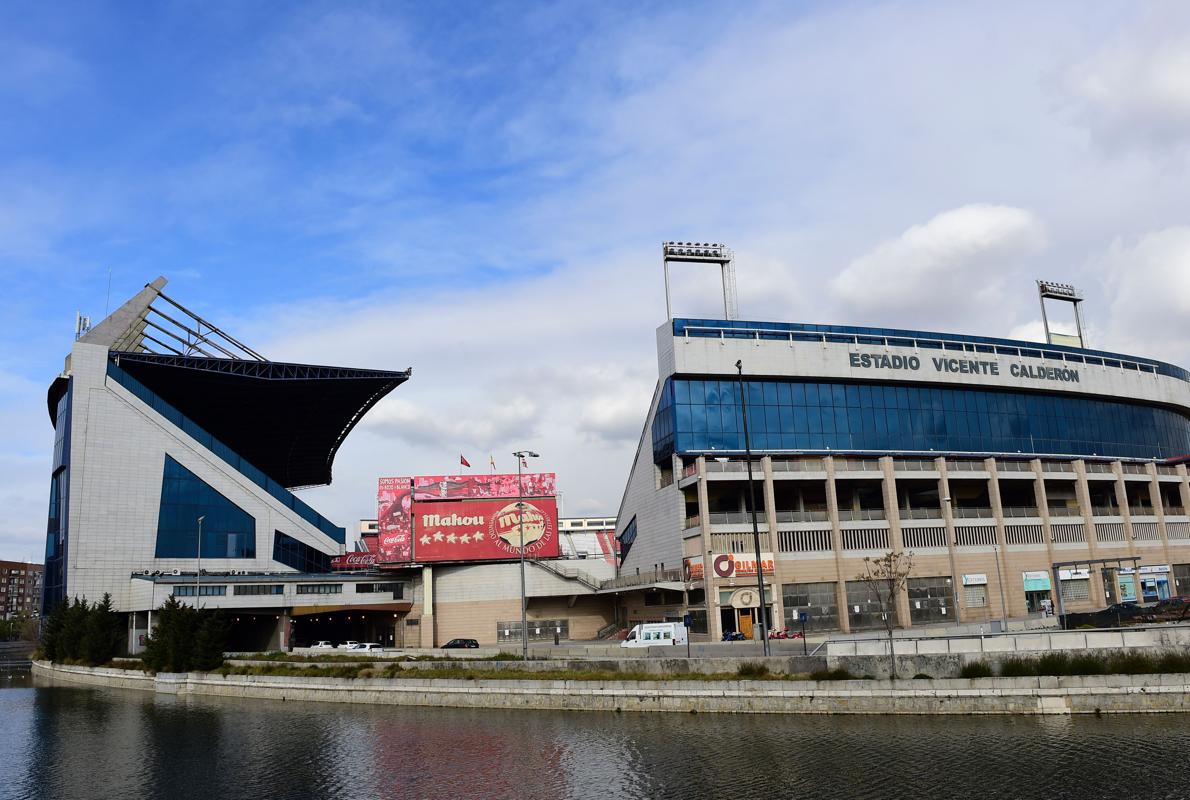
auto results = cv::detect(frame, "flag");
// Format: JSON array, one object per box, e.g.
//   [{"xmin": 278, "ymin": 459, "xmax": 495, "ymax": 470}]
[{"xmin": 460, "ymin": 455, "xmax": 471, "ymax": 468}]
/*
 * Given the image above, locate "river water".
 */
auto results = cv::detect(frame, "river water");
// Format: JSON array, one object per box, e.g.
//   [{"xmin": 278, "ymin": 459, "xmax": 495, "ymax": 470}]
[{"xmin": 2, "ymin": 673, "xmax": 1188, "ymax": 800}]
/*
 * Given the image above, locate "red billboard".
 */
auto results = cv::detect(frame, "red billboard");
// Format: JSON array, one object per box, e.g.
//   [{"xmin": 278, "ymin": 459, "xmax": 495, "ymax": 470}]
[
  {"xmin": 331, "ymin": 552, "xmax": 377, "ymax": 571},
  {"xmin": 378, "ymin": 473, "xmax": 556, "ymax": 563},
  {"xmin": 412, "ymin": 497, "xmax": 559, "ymax": 562}
]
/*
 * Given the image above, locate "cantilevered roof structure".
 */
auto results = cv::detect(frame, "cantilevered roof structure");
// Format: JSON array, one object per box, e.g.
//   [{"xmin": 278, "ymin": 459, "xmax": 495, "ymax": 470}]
[{"xmin": 49, "ymin": 277, "xmax": 410, "ymax": 489}]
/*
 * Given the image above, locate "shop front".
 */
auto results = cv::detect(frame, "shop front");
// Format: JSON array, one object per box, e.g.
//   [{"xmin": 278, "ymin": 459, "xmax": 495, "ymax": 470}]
[
  {"xmin": 1118, "ymin": 565, "xmax": 1172, "ymax": 603},
  {"xmin": 1022, "ymin": 571, "xmax": 1053, "ymax": 614}
]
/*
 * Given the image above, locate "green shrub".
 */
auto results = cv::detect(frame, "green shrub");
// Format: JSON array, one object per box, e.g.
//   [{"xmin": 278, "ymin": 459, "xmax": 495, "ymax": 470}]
[
  {"xmin": 736, "ymin": 662, "xmax": 770, "ymax": 678},
  {"xmin": 1067, "ymin": 653, "xmax": 1107, "ymax": 675},
  {"xmin": 998, "ymin": 657, "xmax": 1036, "ymax": 677},
  {"xmin": 1106, "ymin": 651, "xmax": 1158, "ymax": 675},
  {"xmin": 959, "ymin": 661, "xmax": 993, "ymax": 679},
  {"xmin": 142, "ymin": 597, "xmax": 228, "ymax": 673},
  {"xmin": 1155, "ymin": 651, "xmax": 1190, "ymax": 674},
  {"xmin": 1035, "ymin": 652, "xmax": 1072, "ymax": 676}
]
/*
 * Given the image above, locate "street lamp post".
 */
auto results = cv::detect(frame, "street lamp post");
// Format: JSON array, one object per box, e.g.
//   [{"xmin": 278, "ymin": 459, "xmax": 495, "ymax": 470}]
[
  {"xmin": 735, "ymin": 360, "xmax": 770, "ymax": 656},
  {"xmin": 196, "ymin": 515, "xmax": 206, "ymax": 610},
  {"xmin": 513, "ymin": 450, "xmax": 540, "ymax": 660}
]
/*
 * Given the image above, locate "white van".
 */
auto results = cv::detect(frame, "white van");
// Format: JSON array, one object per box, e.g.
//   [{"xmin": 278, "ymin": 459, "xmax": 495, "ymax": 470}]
[{"xmin": 620, "ymin": 622, "xmax": 688, "ymax": 648}]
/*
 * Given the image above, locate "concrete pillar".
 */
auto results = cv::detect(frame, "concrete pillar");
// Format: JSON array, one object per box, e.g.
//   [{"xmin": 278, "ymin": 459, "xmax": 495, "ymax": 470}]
[
  {"xmin": 1178, "ymin": 464, "xmax": 1190, "ymax": 515},
  {"xmin": 1112, "ymin": 461, "xmax": 1138, "ymax": 559},
  {"xmin": 1146, "ymin": 463, "xmax": 1173, "ymax": 569},
  {"xmin": 1032, "ymin": 459, "xmax": 1059, "ymax": 606},
  {"xmin": 697, "ymin": 457, "xmax": 720, "ymax": 641},
  {"xmin": 937, "ymin": 457, "xmax": 964, "ymax": 622},
  {"xmin": 1073, "ymin": 460, "xmax": 1106, "ymax": 607},
  {"xmin": 825, "ymin": 456, "xmax": 850, "ymax": 633},
  {"xmin": 985, "ymin": 458, "xmax": 1017, "ymax": 618},
  {"xmin": 761, "ymin": 455, "xmax": 781, "ymax": 627},
  {"xmin": 420, "ymin": 565, "xmax": 435, "ymax": 648},
  {"xmin": 880, "ymin": 456, "xmax": 911, "ymax": 629}
]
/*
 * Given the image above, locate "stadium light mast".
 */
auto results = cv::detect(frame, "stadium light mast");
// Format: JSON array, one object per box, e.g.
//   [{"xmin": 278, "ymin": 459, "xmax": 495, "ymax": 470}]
[
  {"xmin": 662, "ymin": 241, "xmax": 737, "ymax": 321},
  {"xmin": 1036, "ymin": 281, "xmax": 1087, "ymax": 348},
  {"xmin": 513, "ymin": 450, "xmax": 540, "ymax": 660},
  {"xmin": 735, "ymin": 360, "xmax": 770, "ymax": 656}
]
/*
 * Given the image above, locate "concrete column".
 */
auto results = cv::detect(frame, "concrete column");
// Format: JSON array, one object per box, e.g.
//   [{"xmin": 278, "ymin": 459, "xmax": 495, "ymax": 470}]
[
  {"xmin": 1178, "ymin": 464, "xmax": 1190, "ymax": 515},
  {"xmin": 1149, "ymin": 463, "xmax": 1173, "ymax": 567},
  {"xmin": 1031, "ymin": 459, "xmax": 1059, "ymax": 605},
  {"xmin": 697, "ymin": 457, "xmax": 720, "ymax": 642},
  {"xmin": 1073, "ymin": 460, "xmax": 1106, "ymax": 607},
  {"xmin": 880, "ymin": 456, "xmax": 911, "ymax": 629},
  {"xmin": 825, "ymin": 456, "xmax": 850, "ymax": 633},
  {"xmin": 985, "ymin": 458, "xmax": 1017, "ymax": 618},
  {"xmin": 938, "ymin": 458, "xmax": 964, "ymax": 622},
  {"xmin": 420, "ymin": 565, "xmax": 435, "ymax": 648},
  {"xmin": 1112, "ymin": 462, "xmax": 1139, "ymax": 562},
  {"xmin": 761, "ymin": 456, "xmax": 781, "ymax": 627}
]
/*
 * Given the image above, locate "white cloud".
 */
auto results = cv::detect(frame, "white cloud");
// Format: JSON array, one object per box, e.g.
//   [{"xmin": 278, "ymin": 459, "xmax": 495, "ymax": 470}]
[
  {"xmin": 1097, "ymin": 226, "xmax": 1190, "ymax": 364},
  {"xmin": 829, "ymin": 205, "xmax": 1047, "ymax": 327}
]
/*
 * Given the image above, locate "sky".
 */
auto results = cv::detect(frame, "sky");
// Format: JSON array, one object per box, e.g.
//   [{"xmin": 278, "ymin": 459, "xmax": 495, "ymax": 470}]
[{"xmin": 3, "ymin": 1, "xmax": 1190, "ymax": 562}]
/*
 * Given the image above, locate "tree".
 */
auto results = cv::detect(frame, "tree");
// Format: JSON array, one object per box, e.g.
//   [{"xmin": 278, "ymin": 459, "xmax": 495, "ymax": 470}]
[
  {"xmin": 81, "ymin": 593, "xmax": 123, "ymax": 665},
  {"xmin": 141, "ymin": 598, "xmax": 228, "ymax": 673},
  {"xmin": 40, "ymin": 601, "xmax": 67, "ymax": 662},
  {"xmin": 856, "ymin": 551, "xmax": 915, "ymax": 679}
]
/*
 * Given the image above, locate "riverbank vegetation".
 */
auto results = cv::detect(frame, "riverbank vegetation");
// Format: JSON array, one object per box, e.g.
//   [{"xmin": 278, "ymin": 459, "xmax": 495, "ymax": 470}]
[
  {"xmin": 40, "ymin": 595, "xmax": 123, "ymax": 666},
  {"xmin": 237, "ymin": 651, "xmax": 527, "ymax": 664},
  {"xmin": 976, "ymin": 650, "xmax": 1190, "ymax": 678},
  {"xmin": 140, "ymin": 597, "xmax": 228, "ymax": 673}
]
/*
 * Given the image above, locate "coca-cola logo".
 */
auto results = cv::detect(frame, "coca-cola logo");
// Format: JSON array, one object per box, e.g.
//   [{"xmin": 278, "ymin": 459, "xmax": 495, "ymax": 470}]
[
  {"xmin": 492, "ymin": 502, "xmax": 552, "ymax": 555},
  {"xmin": 332, "ymin": 553, "xmax": 377, "ymax": 569}
]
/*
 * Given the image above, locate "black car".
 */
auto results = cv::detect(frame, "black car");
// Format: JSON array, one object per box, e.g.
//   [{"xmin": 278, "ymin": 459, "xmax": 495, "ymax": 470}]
[{"xmin": 442, "ymin": 638, "xmax": 479, "ymax": 649}]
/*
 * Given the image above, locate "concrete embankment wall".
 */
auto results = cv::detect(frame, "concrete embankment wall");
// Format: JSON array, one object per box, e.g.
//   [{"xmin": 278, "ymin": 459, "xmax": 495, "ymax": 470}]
[{"xmin": 32, "ymin": 661, "xmax": 1190, "ymax": 716}]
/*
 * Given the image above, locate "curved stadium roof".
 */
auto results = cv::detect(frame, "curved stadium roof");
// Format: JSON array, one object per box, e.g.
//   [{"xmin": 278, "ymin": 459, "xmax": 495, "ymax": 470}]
[{"xmin": 50, "ymin": 277, "xmax": 409, "ymax": 489}]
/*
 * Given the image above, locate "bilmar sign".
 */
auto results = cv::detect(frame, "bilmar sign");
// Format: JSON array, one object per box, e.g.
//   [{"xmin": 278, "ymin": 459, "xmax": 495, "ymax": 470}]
[{"xmin": 849, "ymin": 352, "xmax": 1080, "ymax": 384}]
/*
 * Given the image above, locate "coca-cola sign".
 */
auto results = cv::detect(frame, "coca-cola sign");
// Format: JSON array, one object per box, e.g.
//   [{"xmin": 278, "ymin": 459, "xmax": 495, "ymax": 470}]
[{"xmin": 331, "ymin": 553, "xmax": 377, "ymax": 571}]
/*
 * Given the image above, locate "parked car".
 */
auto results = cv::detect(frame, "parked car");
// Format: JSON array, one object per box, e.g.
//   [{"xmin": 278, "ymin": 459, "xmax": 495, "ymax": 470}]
[
  {"xmin": 311, "ymin": 641, "xmax": 336, "ymax": 649},
  {"xmin": 360, "ymin": 643, "xmax": 383, "ymax": 652},
  {"xmin": 442, "ymin": 638, "xmax": 479, "ymax": 649},
  {"xmin": 343, "ymin": 641, "xmax": 362, "ymax": 650},
  {"xmin": 621, "ymin": 622, "xmax": 688, "ymax": 648}
]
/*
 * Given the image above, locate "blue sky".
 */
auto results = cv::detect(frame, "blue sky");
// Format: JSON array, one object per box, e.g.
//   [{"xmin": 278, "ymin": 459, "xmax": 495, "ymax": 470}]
[{"xmin": 3, "ymin": 1, "xmax": 1190, "ymax": 560}]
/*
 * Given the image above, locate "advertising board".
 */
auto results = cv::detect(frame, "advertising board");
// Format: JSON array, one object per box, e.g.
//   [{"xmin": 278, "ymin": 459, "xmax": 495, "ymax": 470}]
[
  {"xmin": 413, "ymin": 497, "xmax": 559, "ymax": 562},
  {"xmin": 331, "ymin": 552, "xmax": 377, "ymax": 571}
]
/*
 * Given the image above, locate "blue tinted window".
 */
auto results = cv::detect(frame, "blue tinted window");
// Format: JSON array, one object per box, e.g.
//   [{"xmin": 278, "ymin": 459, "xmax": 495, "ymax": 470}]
[
  {"xmin": 155, "ymin": 455, "xmax": 256, "ymax": 559},
  {"xmin": 654, "ymin": 377, "xmax": 1190, "ymax": 463},
  {"xmin": 273, "ymin": 530, "xmax": 332, "ymax": 573}
]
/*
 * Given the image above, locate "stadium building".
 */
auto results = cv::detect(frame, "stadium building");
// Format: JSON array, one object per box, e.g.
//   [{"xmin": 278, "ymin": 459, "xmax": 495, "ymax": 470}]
[
  {"xmin": 43, "ymin": 278, "xmax": 411, "ymax": 651},
  {"xmin": 616, "ymin": 246, "xmax": 1190, "ymax": 640}
]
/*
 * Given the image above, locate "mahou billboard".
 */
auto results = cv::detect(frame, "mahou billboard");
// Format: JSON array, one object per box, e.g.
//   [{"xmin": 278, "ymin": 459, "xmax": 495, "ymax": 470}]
[
  {"xmin": 377, "ymin": 473, "xmax": 556, "ymax": 563},
  {"xmin": 413, "ymin": 498, "xmax": 559, "ymax": 562}
]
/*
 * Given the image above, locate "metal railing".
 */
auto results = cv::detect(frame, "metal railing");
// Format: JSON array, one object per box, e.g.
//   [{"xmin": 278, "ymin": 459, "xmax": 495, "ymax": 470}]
[
  {"xmin": 1042, "ymin": 461, "xmax": 1075, "ymax": 472},
  {"xmin": 837, "ymin": 508, "xmax": 886, "ymax": 521},
  {"xmin": 771, "ymin": 458, "xmax": 826, "ymax": 472},
  {"xmin": 1091, "ymin": 505, "xmax": 1121, "ymax": 517},
  {"xmin": 683, "ymin": 515, "xmax": 700, "ymax": 530},
  {"xmin": 1085, "ymin": 462, "xmax": 1114, "ymax": 473},
  {"xmin": 773, "ymin": 509, "xmax": 830, "ymax": 523},
  {"xmin": 705, "ymin": 460, "xmax": 752, "ymax": 473},
  {"xmin": 898, "ymin": 507, "xmax": 943, "ymax": 520},
  {"xmin": 1165, "ymin": 506, "xmax": 1187, "ymax": 517},
  {"xmin": 1122, "ymin": 463, "xmax": 1149, "ymax": 475},
  {"xmin": 600, "ymin": 568, "xmax": 684, "ymax": 590},
  {"xmin": 707, "ymin": 511, "xmax": 768, "ymax": 525},
  {"xmin": 949, "ymin": 460, "xmax": 987, "ymax": 472},
  {"xmin": 1157, "ymin": 465, "xmax": 1179, "ymax": 476},
  {"xmin": 1001, "ymin": 506, "xmax": 1040, "ymax": 518},
  {"xmin": 998, "ymin": 461, "xmax": 1033, "ymax": 472},
  {"xmin": 951, "ymin": 506, "xmax": 994, "ymax": 519},
  {"xmin": 893, "ymin": 459, "xmax": 937, "ymax": 472},
  {"xmin": 836, "ymin": 459, "xmax": 882, "ymax": 472},
  {"xmin": 683, "ymin": 462, "xmax": 699, "ymax": 478}
]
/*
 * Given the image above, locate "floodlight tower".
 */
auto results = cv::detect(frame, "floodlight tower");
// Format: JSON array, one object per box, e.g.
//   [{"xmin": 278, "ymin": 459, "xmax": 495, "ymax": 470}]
[
  {"xmin": 662, "ymin": 241, "xmax": 738, "ymax": 321},
  {"xmin": 1036, "ymin": 281, "xmax": 1088, "ymax": 348}
]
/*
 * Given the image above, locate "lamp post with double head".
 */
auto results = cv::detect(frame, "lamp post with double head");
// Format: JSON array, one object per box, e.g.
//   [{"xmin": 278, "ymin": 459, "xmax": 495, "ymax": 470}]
[
  {"xmin": 735, "ymin": 360, "xmax": 771, "ymax": 656},
  {"xmin": 196, "ymin": 515, "xmax": 206, "ymax": 610},
  {"xmin": 513, "ymin": 450, "xmax": 540, "ymax": 660}
]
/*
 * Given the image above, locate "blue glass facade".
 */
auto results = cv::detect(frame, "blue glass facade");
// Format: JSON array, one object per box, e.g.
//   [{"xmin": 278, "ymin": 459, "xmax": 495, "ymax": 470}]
[
  {"xmin": 273, "ymin": 531, "xmax": 332, "ymax": 573},
  {"xmin": 43, "ymin": 382, "xmax": 71, "ymax": 614},
  {"xmin": 652, "ymin": 377, "xmax": 1190, "ymax": 463},
  {"xmin": 156, "ymin": 455, "xmax": 257, "ymax": 558},
  {"xmin": 108, "ymin": 360, "xmax": 345, "ymax": 544}
]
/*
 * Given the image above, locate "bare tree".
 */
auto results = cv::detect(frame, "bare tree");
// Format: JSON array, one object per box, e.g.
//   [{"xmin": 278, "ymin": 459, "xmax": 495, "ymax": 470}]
[{"xmin": 856, "ymin": 551, "xmax": 915, "ymax": 679}]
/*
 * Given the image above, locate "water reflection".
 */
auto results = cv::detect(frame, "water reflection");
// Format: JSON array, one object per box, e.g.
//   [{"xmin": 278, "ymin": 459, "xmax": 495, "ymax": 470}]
[{"xmin": 3, "ymin": 674, "xmax": 1188, "ymax": 800}]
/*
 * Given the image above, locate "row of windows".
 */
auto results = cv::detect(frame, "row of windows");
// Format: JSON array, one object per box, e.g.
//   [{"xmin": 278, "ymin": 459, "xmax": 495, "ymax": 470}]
[
  {"xmin": 296, "ymin": 584, "xmax": 342, "ymax": 595},
  {"xmin": 233, "ymin": 584, "xmax": 284, "ymax": 596},
  {"xmin": 173, "ymin": 585, "xmax": 226, "ymax": 597},
  {"xmin": 43, "ymin": 383, "xmax": 71, "ymax": 615},
  {"xmin": 653, "ymin": 378, "xmax": 1190, "ymax": 462},
  {"xmin": 355, "ymin": 583, "xmax": 403, "ymax": 596}
]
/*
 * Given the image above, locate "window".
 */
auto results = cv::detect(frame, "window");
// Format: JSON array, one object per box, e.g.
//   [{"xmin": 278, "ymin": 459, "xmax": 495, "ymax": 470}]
[
  {"xmin": 155, "ymin": 455, "xmax": 256, "ymax": 559},
  {"xmin": 782, "ymin": 581, "xmax": 839, "ymax": 631},
  {"xmin": 1061, "ymin": 579, "xmax": 1090, "ymax": 602},
  {"xmin": 173, "ymin": 585, "xmax": 226, "ymax": 597},
  {"xmin": 355, "ymin": 583, "xmax": 403, "ymax": 597},
  {"xmin": 273, "ymin": 531, "xmax": 331, "ymax": 573},
  {"xmin": 908, "ymin": 576, "xmax": 953, "ymax": 624},
  {"xmin": 296, "ymin": 584, "xmax": 342, "ymax": 594},
  {"xmin": 964, "ymin": 584, "xmax": 988, "ymax": 608},
  {"xmin": 233, "ymin": 584, "xmax": 284, "ymax": 596}
]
